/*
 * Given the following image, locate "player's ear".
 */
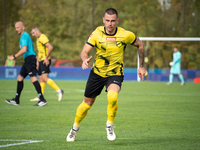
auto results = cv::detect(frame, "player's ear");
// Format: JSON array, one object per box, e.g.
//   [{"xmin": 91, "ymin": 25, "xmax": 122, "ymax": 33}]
[
  {"xmin": 102, "ymin": 17, "xmax": 105, "ymax": 24},
  {"xmin": 116, "ymin": 18, "xmax": 120, "ymax": 24}
]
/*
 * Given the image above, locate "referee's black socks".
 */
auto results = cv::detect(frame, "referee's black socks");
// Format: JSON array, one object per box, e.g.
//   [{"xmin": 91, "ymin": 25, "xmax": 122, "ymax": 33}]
[{"xmin": 15, "ymin": 81, "xmax": 24, "ymax": 104}]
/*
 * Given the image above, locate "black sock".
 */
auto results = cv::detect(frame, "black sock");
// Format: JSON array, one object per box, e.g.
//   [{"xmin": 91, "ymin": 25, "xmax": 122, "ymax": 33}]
[
  {"xmin": 15, "ymin": 81, "xmax": 23, "ymax": 104},
  {"xmin": 33, "ymin": 81, "xmax": 46, "ymax": 101}
]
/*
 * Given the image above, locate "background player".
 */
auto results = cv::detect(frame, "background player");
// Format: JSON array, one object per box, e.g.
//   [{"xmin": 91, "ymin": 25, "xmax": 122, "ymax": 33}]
[
  {"xmin": 167, "ymin": 47, "xmax": 185, "ymax": 85},
  {"xmin": 66, "ymin": 8, "xmax": 146, "ymax": 142},
  {"xmin": 31, "ymin": 26, "xmax": 63, "ymax": 101},
  {"xmin": 5, "ymin": 54, "xmax": 16, "ymax": 67},
  {"xmin": 5, "ymin": 21, "xmax": 47, "ymax": 106}
]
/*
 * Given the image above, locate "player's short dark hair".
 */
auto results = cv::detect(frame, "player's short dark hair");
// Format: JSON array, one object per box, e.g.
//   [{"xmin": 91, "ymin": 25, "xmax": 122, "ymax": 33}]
[
  {"xmin": 31, "ymin": 26, "xmax": 39, "ymax": 31},
  {"xmin": 104, "ymin": 8, "xmax": 118, "ymax": 18},
  {"xmin": 174, "ymin": 46, "xmax": 178, "ymax": 49}
]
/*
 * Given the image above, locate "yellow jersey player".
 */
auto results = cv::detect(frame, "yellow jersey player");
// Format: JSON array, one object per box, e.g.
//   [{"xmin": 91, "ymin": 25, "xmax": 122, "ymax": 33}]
[
  {"xmin": 66, "ymin": 8, "xmax": 146, "ymax": 142},
  {"xmin": 31, "ymin": 27, "xmax": 63, "ymax": 102}
]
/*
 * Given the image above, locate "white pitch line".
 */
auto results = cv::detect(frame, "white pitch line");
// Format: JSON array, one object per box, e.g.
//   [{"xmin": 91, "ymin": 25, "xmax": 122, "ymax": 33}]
[
  {"xmin": 0, "ymin": 139, "xmax": 43, "ymax": 148},
  {"xmin": 75, "ymin": 89, "xmax": 85, "ymax": 92}
]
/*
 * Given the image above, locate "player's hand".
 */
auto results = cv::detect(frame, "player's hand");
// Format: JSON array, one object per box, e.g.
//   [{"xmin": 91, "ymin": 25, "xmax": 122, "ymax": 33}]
[
  {"xmin": 138, "ymin": 67, "xmax": 146, "ymax": 81},
  {"xmin": 43, "ymin": 58, "xmax": 49, "ymax": 66},
  {"xmin": 36, "ymin": 60, "xmax": 39, "ymax": 70},
  {"xmin": 8, "ymin": 55, "xmax": 14, "ymax": 61},
  {"xmin": 82, "ymin": 56, "xmax": 92, "ymax": 70}
]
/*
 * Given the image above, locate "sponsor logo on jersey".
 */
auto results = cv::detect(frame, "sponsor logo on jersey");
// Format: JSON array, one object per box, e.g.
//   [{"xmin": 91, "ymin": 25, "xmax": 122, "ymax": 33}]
[{"xmin": 106, "ymin": 37, "xmax": 116, "ymax": 41}]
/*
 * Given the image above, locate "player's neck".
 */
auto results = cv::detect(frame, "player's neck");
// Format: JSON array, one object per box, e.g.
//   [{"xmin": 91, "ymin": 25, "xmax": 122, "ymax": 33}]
[
  {"xmin": 20, "ymin": 31, "xmax": 24, "ymax": 36},
  {"xmin": 38, "ymin": 33, "xmax": 42, "ymax": 38},
  {"xmin": 105, "ymin": 27, "xmax": 117, "ymax": 35}
]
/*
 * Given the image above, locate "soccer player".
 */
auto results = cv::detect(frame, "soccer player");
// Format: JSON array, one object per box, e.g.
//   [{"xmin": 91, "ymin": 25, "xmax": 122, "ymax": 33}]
[
  {"xmin": 167, "ymin": 47, "xmax": 185, "ymax": 85},
  {"xmin": 5, "ymin": 21, "xmax": 47, "ymax": 106},
  {"xmin": 30, "ymin": 27, "xmax": 64, "ymax": 101},
  {"xmin": 66, "ymin": 8, "xmax": 146, "ymax": 142}
]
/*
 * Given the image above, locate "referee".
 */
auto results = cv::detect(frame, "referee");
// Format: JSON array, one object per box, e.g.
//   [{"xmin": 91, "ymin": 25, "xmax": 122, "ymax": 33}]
[{"xmin": 5, "ymin": 21, "xmax": 47, "ymax": 106}]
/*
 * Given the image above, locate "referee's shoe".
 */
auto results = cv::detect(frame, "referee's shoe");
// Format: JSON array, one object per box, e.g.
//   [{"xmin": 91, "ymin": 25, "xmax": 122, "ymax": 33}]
[
  {"xmin": 5, "ymin": 98, "xmax": 19, "ymax": 106},
  {"xmin": 34, "ymin": 100, "xmax": 47, "ymax": 106}
]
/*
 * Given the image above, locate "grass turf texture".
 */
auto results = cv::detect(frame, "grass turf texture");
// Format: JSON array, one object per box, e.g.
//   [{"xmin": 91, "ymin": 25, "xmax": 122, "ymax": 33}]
[{"xmin": 0, "ymin": 80, "xmax": 200, "ymax": 150}]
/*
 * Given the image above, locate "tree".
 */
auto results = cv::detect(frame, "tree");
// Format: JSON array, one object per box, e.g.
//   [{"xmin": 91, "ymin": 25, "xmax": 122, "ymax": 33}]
[{"xmin": 0, "ymin": 0, "xmax": 199, "ymax": 68}]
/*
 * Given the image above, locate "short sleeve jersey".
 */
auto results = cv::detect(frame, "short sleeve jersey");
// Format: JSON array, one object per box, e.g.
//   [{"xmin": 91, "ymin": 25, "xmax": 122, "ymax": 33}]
[
  {"xmin": 37, "ymin": 34, "xmax": 50, "ymax": 61},
  {"xmin": 20, "ymin": 32, "xmax": 36, "ymax": 59},
  {"xmin": 87, "ymin": 26, "xmax": 136, "ymax": 77}
]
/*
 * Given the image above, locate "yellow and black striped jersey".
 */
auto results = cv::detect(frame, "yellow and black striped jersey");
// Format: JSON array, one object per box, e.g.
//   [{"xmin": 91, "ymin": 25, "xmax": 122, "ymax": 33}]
[
  {"xmin": 87, "ymin": 26, "xmax": 136, "ymax": 77},
  {"xmin": 37, "ymin": 34, "xmax": 50, "ymax": 61}
]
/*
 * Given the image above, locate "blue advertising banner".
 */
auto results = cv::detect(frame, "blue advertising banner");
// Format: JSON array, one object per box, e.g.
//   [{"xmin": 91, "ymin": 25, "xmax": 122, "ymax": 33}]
[
  {"xmin": 0, "ymin": 67, "xmax": 138, "ymax": 81},
  {"xmin": 0, "ymin": 66, "xmax": 199, "ymax": 82}
]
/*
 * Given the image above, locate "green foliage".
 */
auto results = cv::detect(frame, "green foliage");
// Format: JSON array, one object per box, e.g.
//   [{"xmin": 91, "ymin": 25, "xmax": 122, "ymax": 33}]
[
  {"xmin": 0, "ymin": 80, "xmax": 200, "ymax": 149},
  {"xmin": 147, "ymin": 41, "xmax": 200, "ymax": 69},
  {"xmin": 0, "ymin": 0, "xmax": 200, "ymax": 68}
]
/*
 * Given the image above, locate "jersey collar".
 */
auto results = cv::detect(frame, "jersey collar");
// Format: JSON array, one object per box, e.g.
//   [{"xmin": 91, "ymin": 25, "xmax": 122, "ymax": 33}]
[{"xmin": 104, "ymin": 27, "xmax": 118, "ymax": 36}]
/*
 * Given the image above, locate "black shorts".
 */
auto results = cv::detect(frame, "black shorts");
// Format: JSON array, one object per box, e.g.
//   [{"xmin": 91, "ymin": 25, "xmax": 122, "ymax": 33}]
[
  {"xmin": 20, "ymin": 55, "xmax": 37, "ymax": 78},
  {"xmin": 38, "ymin": 59, "xmax": 51, "ymax": 75},
  {"xmin": 84, "ymin": 69, "xmax": 124, "ymax": 98}
]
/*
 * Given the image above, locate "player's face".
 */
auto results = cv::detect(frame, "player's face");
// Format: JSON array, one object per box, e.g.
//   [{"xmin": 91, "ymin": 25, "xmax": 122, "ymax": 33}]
[
  {"xmin": 31, "ymin": 29, "xmax": 37, "ymax": 38},
  {"xmin": 174, "ymin": 47, "xmax": 178, "ymax": 52},
  {"xmin": 15, "ymin": 22, "xmax": 24, "ymax": 35},
  {"xmin": 103, "ymin": 13, "xmax": 119, "ymax": 34}
]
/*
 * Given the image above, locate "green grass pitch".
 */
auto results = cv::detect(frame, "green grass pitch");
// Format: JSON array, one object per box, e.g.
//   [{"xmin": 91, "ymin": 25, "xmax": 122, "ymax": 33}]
[{"xmin": 0, "ymin": 80, "xmax": 200, "ymax": 150}]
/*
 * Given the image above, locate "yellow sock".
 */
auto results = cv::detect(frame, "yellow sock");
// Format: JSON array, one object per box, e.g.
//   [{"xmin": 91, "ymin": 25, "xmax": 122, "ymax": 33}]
[
  {"xmin": 40, "ymin": 82, "xmax": 45, "ymax": 94},
  {"xmin": 107, "ymin": 90, "xmax": 118, "ymax": 125},
  {"xmin": 74, "ymin": 101, "xmax": 92, "ymax": 127},
  {"xmin": 47, "ymin": 78, "xmax": 60, "ymax": 92}
]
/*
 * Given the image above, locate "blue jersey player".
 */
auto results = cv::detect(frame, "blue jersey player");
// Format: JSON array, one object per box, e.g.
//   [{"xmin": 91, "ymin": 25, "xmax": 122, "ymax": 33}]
[
  {"xmin": 5, "ymin": 21, "xmax": 47, "ymax": 106},
  {"xmin": 167, "ymin": 47, "xmax": 185, "ymax": 85}
]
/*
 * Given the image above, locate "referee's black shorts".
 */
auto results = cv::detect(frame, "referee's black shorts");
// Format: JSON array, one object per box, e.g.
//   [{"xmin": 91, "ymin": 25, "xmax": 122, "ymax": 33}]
[
  {"xmin": 20, "ymin": 55, "xmax": 37, "ymax": 78},
  {"xmin": 38, "ymin": 59, "xmax": 51, "ymax": 75},
  {"xmin": 84, "ymin": 69, "xmax": 124, "ymax": 98}
]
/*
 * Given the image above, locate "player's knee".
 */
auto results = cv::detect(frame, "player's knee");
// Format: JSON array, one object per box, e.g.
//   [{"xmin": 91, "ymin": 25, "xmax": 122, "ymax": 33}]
[
  {"xmin": 38, "ymin": 76, "xmax": 43, "ymax": 82},
  {"xmin": 43, "ymin": 77, "xmax": 49, "ymax": 83},
  {"xmin": 17, "ymin": 75, "xmax": 24, "ymax": 82},
  {"xmin": 41, "ymin": 75, "xmax": 48, "ymax": 82},
  {"xmin": 30, "ymin": 76, "xmax": 37, "ymax": 83},
  {"xmin": 107, "ymin": 90, "xmax": 118, "ymax": 107}
]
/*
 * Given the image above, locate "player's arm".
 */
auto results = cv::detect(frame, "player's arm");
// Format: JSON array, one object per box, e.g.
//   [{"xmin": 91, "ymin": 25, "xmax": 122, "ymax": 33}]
[
  {"xmin": 80, "ymin": 43, "xmax": 93, "ymax": 70},
  {"xmin": 132, "ymin": 37, "xmax": 146, "ymax": 81},
  {"xmin": 8, "ymin": 46, "xmax": 27, "ymax": 61},
  {"xmin": 36, "ymin": 56, "xmax": 39, "ymax": 70},
  {"xmin": 173, "ymin": 53, "xmax": 181, "ymax": 64},
  {"xmin": 45, "ymin": 42, "xmax": 53, "ymax": 59},
  {"xmin": 43, "ymin": 42, "xmax": 53, "ymax": 66}
]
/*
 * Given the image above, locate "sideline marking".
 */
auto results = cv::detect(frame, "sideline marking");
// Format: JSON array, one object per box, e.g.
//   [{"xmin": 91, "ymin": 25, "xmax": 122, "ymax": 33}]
[{"xmin": 0, "ymin": 139, "xmax": 44, "ymax": 148}]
